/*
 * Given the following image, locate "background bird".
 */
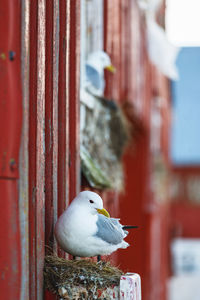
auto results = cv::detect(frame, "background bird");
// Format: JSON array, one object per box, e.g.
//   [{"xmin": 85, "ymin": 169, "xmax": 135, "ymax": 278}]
[
  {"xmin": 85, "ymin": 51, "xmax": 115, "ymax": 96},
  {"xmin": 54, "ymin": 191, "xmax": 137, "ymax": 258}
]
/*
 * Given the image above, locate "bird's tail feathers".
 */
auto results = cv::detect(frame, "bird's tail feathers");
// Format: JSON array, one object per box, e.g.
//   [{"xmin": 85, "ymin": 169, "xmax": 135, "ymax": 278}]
[
  {"xmin": 123, "ymin": 225, "xmax": 138, "ymax": 230},
  {"xmin": 121, "ymin": 241, "xmax": 129, "ymax": 249}
]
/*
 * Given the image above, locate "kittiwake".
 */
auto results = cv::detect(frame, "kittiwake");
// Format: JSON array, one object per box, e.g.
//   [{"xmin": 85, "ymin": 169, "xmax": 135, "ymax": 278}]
[{"xmin": 54, "ymin": 191, "xmax": 134, "ymax": 257}]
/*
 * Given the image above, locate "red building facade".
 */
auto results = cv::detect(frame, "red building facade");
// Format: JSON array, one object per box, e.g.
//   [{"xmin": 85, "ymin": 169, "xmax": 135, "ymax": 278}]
[
  {"xmin": 103, "ymin": 2, "xmax": 171, "ymax": 299},
  {"xmin": 0, "ymin": 1, "xmax": 171, "ymax": 299}
]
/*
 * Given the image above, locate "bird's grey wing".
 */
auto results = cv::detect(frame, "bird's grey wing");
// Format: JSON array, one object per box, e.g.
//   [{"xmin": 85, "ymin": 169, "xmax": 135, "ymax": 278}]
[
  {"xmin": 95, "ymin": 215, "xmax": 125, "ymax": 245},
  {"xmin": 85, "ymin": 64, "xmax": 104, "ymax": 90},
  {"xmin": 110, "ymin": 218, "xmax": 128, "ymax": 237}
]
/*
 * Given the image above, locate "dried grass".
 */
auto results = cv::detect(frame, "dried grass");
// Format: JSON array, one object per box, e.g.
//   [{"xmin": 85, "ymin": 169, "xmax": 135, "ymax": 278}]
[{"xmin": 44, "ymin": 255, "xmax": 123, "ymax": 299}]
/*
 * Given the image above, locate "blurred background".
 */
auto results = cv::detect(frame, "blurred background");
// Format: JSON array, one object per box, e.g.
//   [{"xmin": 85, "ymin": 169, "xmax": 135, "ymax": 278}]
[
  {"xmin": 0, "ymin": 0, "xmax": 200, "ymax": 299},
  {"xmin": 166, "ymin": 1, "xmax": 200, "ymax": 300}
]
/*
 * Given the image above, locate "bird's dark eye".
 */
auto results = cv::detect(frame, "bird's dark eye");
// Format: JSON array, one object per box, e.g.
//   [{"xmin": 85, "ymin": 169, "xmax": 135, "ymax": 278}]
[{"xmin": 89, "ymin": 200, "xmax": 94, "ymax": 204}]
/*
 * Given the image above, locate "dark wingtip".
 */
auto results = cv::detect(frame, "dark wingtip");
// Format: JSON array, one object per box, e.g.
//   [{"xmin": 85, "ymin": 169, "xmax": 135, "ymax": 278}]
[{"xmin": 122, "ymin": 225, "xmax": 139, "ymax": 230}]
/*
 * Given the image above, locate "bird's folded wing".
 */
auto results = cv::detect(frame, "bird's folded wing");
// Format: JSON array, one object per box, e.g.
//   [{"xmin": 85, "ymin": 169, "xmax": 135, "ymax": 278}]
[
  {"xmin": 86, "ymin": 64, "xmax": 102, "ymax": 90},
  {"xmin": 95, "ymin": 215, "xmax": 125, "ymax": 245}
]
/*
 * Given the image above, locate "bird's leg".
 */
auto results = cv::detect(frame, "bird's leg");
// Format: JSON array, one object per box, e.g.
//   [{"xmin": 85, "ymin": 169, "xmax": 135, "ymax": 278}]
[{"xmin": 97, "ymin": 255, "xmax": 101, "ymax": 262}]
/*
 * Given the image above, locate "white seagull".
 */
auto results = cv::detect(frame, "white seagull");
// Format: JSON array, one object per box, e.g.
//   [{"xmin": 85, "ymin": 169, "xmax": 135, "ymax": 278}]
[
  {"xmin": 85, "ymin": 51, "xmax": 115, "ymax": 96},
  {"xmin": 54, "ymin": 191, "xmax": 135, "ymax": 257}
]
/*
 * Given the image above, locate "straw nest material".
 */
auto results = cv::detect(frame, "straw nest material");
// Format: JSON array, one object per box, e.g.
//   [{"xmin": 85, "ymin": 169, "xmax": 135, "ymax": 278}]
[{"xmin": 44, "ymin": 255, "xmax": 123, "ymax": 299}]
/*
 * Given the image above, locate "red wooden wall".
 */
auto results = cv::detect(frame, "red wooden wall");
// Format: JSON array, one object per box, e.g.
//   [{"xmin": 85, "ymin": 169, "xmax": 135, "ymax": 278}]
[
  {"xmin": 103, "ymin": 1, "xmax": 171, "ymax": 300},
  {"xmin": 0, "ymin": 1, "xmax": 172, "ymax": 300},
  {"xmin": 1, "ymin": 1, "xmax": 80, "ymax": 299},
  {"xmin": 28, "ymin": 2, "xmax": 80, "ymax": 299}
]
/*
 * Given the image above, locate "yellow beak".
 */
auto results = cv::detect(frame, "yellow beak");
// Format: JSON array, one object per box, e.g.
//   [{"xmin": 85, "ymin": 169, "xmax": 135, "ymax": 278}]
[
  {"xmin": 96, "ymin": 208, "xmax": 110, "ymax": 218},
  {"xmin": 105, "ymin": 64, "xmax": 116, "ymax": 73}
]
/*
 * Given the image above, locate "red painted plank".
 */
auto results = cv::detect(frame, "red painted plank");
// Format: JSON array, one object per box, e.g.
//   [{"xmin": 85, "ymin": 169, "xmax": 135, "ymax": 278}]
[
  {"xmin": 45, "ymin": 0, "xmax": 54, "ymax": 249},
  {"xmin": 0, "ymin": 181, "xmax": 22, "ymax": 298},
  {"xmin": 52, "ymin": 0, "xmax": 60, "ymax": 254},
  {"xmin": 29, "ymin": 2, "xmax": 38, "ymax": 298},
  {"xmin": 0, "ymin": 0, "xmax": 22, "ymax": 298},
  {"xmin": 45, "ymin": 0, "xmax": 60, "ymax": 257},
  {"xmin": 68, "ymin": 0, "xmax": 81, "ymax": 202},
  {"xmin": 20, "ymin": 0, "xmax": 30, "ymax": 298},
  {"xmin": 56, "ymin": 0, "xmax": 81, "ymax": 259},
  {"xmin": 29, "ymin": 1, "xmax": 38, "ymax": 297},
  {"xmin": 44, "ymin": 4, "xmax": 59, "ymax": 299},
  {"xmin": 36, "ymin": 3, "xmax": 46, "ymax": 300},
  {"xmin": 57, "ymin": 0, "xmax": 68, "ymax": 220},
  {"xmin": 0, "ymin": 0, "xmax": 22, "ymax": 178},
  {"xmin": 29, "ymin": 1, "xmax": 46, "ymax": 299}
]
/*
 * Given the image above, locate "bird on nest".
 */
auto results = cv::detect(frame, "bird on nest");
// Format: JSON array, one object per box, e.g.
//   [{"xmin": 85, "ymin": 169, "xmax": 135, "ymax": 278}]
[{"xmin": 55, "ymin": 191, "xmax": 137, "ymax": 259}]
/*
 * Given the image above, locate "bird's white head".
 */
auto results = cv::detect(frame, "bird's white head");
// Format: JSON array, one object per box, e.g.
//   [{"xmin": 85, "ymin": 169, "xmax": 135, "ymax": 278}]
[
  {"xmin": 72, "ymin": 191, "xmax": 110, "ymax": 217},
  {"xmin": 87, "ymin": 51, "xmax": 115, "ymax": 73}
]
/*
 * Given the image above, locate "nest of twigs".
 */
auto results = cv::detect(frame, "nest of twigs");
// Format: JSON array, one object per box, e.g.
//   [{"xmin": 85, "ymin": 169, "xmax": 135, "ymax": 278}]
[
  {"xmin": 81, "ymin": 96, "xmax": 130, "ymax": 191},
  {"xmin": 44, "ymin": 255, "xmax": 123, "ymax": 299}
]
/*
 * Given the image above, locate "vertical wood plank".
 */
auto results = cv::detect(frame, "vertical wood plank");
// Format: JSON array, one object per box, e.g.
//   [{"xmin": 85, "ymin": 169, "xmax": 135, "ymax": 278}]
[
  {"xmin": 68, "ymin": 0, "xmax": 81, "ymax": 202},
  {"xmin": 0, "ymin": 0, "xmax": 22, "ymax": 178},
  {"xmin": 57, "ymin": 0, "xmax": 67, "ymax": 220},
  {"xmin": 0, "ymin": 0, "xmax": 22, "ymax": 298},
  {"xmin": 20, "ymin": 0, "xmax": 30, "ymax": 298},
  {"xmin": 45, "ymin": 0, "xmax": 60, "ymax": 253},
  {"xmin": 29, "ymin": 0, "xmax": 38, "ymax": 297},
  {"xmin": 29, "ymin": 0, "xmax": 45, "ymax": 299},
  {"xmin": 52, "ymin": 0, "xmax": 59, "ymax": 253},
  {"xmin": 65, "ymin": 0, "xmax": 71, "ymax": 207},
  {"xmin": 0, "ymin": 181, "xmax": 22, "ymax": 298},
  {"xmin": 37, "ymin": 1, "xmax": 46, "ymax": 299},
  {"xmin": 45, "ymin": 0, "xmax": 54, "ymax": 249},
  {"xmin": 56, "ymin": 0, "xmax": 69, "ymax": 259}
]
